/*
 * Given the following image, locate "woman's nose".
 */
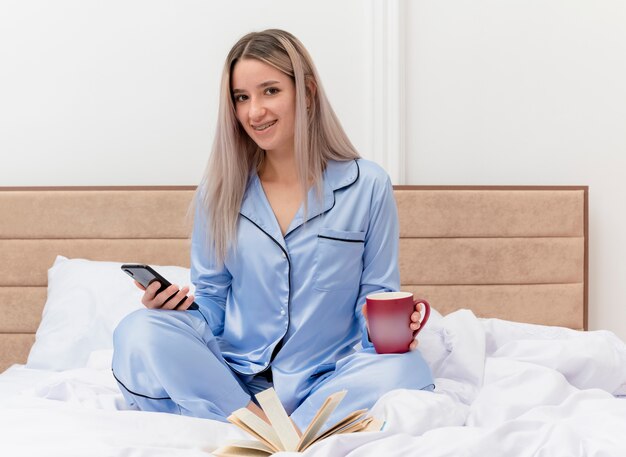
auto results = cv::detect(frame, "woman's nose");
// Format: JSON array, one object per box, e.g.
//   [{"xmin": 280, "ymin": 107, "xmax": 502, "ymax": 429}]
[{"xmin": 249, "ymin": 98, "xmax": 266, "ymax": 120}]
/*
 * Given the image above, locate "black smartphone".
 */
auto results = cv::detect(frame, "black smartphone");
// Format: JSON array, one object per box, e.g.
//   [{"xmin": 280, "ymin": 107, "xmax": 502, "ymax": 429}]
[{"xmin": 121, "ymin": 264, "xmax": 199, "ymax": 310}]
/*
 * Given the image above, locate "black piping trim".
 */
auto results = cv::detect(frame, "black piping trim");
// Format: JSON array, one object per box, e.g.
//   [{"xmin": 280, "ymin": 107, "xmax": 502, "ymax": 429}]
[
  {"xmin": 285, "ymin": 159, "xmax": 361, "ymax": 239},
  {"xmin": 318, "ymin": 235, "xmax": 364, "ymax": 243},
  {"xmin": 239, "ymin": 213, "xmax": 291, "ymax": 371},
  {"xmin": 111, "ymin": 369, "xmax": 172, "ymax": 401},
  {"xmin": 234, "ymin": 159, "xmax": 361, "ymax": 372}
]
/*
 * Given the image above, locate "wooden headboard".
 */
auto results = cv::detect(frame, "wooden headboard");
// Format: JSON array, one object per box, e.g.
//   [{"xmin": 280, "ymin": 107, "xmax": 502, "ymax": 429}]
[{"xmin": 0, "ymin": 186, "xmax": 588, "ymax": 372}]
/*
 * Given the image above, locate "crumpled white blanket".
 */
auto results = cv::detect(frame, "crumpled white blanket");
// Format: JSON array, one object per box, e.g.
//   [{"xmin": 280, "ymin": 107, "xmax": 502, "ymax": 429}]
[{"xmin": 1, "ymin": 310, "xmax": 625, "ymax": 457}]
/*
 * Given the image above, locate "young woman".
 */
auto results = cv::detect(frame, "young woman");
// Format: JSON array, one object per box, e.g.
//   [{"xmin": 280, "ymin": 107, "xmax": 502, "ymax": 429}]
[{"xmin": 112, "ymin": 29, "xmax": 434, "ymax": 430}]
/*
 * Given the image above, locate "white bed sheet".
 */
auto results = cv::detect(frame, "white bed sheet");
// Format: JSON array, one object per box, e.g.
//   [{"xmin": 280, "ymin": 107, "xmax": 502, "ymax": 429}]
[{"xmin": 2, "ymin": 310, "xmax": 626, "ymax": 457}]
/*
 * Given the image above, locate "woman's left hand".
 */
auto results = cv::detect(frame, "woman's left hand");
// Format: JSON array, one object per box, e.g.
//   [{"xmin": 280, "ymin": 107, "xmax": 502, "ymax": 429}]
[
  {"xmin": 408, "ymin": 301, "xmax": 426, "ymax": 351},
  {"xmin": 362, "ymin": 301, "xmax": 424, "ymax": 351}
]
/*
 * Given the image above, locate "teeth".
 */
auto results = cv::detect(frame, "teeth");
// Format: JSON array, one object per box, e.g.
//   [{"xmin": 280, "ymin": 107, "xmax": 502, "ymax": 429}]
[{"xmin": 253, "ymin": 121, "xmax": 276, "ymax": 131}]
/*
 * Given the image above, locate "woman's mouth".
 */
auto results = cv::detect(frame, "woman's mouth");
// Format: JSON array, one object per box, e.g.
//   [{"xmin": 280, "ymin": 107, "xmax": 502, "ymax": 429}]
[{"xmin": 252, "ymin": 120, "xmax": 277, "ymax": 132}]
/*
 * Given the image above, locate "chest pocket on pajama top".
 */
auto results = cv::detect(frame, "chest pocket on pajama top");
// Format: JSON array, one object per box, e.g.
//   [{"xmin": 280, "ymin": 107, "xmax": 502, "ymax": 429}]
[{"xmin": 314, "ymin": 228, "xmax": 365, "ymax": 291}]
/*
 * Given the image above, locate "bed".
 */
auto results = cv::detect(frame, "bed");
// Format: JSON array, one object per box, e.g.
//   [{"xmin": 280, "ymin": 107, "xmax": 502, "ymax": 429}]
[{"xmin": 1, "ymin": 184, "xmax": 625, "ymax": 456}]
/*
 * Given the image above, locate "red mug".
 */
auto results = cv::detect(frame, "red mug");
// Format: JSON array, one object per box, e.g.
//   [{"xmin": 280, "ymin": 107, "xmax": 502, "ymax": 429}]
[{"xmin": 365, "ymin": 292, "xmax": 431, "ymax": 354}]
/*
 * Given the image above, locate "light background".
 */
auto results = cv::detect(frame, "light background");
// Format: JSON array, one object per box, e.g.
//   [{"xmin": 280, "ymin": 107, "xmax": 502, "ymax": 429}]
[{"xmin": 1, "ymin": 0, "xmax": 625, "ymax": 340}]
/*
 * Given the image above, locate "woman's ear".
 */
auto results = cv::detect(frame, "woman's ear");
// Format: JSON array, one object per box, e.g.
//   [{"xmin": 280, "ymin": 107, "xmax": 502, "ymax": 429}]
[{"xmin": 305, "ymin": 76, "xmax": 317, "ymax": 109}]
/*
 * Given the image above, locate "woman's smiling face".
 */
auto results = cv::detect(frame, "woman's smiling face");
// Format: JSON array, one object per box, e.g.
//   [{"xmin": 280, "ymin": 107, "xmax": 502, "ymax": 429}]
[{"xmin": 231, "ymin": 58, "xmax": 297, "ymax": 156}]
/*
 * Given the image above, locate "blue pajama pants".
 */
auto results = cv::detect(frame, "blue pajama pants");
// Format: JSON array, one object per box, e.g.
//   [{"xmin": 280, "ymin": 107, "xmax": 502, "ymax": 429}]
[{"xmin": 112, "ymin": 308, "xmax": 434, "ymax": 430}]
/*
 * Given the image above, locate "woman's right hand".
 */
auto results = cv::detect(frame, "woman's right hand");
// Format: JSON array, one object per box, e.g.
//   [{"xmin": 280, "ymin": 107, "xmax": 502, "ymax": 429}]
[{"xmin": 134, "ymin": 280, "xmax": 195, "ymax": 310}]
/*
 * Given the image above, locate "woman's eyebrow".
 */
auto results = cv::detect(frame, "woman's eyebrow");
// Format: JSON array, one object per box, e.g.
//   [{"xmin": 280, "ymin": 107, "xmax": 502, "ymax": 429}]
[
  {"xmin": 258, "ymin": 80, "xmax": 280, "ymax": 88},
  {"xmin": 232, "ymin": 80, "xmax": 281, "ymax": 94}
]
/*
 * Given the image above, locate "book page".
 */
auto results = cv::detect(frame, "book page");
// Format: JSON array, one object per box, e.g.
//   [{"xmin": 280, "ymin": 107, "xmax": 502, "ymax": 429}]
[
  {"xmin": 321, "ymin": 414, "xmax": 373, "ymax": 438},
  {"xmin": 303, "ymin": 410, "xmax": 369, "ymax": 450},
  {"xmin": 227, "ymin": 416, "xmax": 276, "ymax": 452},
  {"xmin": 228, "ymin": 409, "xmax": 283, "ymax": 452},
  {"xmin": 212, "ymin": 439, "xmax": 274, "ymax": 457},
  {"xmin": 314, "ymin": 409, "xmax": 367, "ymax": 438},
  {"xmin": 363, "ymin": 417, "xmax": 385, "ymax": 432},
  {"xmin": 255, "ymin": 388, "xmax": 301, "ymax": 452},
  {"xmin": 297, "ymin": 390, "xmax": 347, "ymax": 450}
]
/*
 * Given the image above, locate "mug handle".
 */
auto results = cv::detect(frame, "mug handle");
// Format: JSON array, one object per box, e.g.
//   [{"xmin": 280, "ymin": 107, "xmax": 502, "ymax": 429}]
[{"xmin": 412, "ymin": 299, "xmax": 431, "ymax": 337}]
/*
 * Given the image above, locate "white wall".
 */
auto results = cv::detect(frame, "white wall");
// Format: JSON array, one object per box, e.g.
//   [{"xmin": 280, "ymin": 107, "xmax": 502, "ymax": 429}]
[
  {"xmin": 0, "ymin": 0, "xmax": 374, "ymax": 185},
  {"xmin": 1, "ymin": 1, "xmax": 624, "ymax": 340},
  {"xmin": 404, "ymin": 0, "xmax": 626, "ymax": 340}
]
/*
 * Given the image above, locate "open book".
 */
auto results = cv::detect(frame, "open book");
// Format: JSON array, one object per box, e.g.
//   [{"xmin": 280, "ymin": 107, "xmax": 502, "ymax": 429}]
[{"xmin": 213, "ymin": 388, "xmax": 383, "ymax": 456}]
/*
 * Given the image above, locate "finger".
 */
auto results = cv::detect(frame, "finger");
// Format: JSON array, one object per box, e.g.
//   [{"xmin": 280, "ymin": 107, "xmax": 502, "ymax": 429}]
[
  {"xmin": 411, "ymin": 311, "xmax": 421, "ymax": 322},
  {"xmin": 153, "ymin": 284, "xmax": 181, "ymax": 308},
  {"xmin": 142, "ymin": 281, "xmax": 163, "ymax": 307},
  {"xmin": 361, "ymin": 303, "xmax": 370, "ymax": 332},
  {"xmin": 144, "ymin": 281, "xmax": 162, "ymax": 299},
  {"xmin": 134, "ymin": 280, "xmax": 147, "ymax": 291},
  {"xmin": 410, "ymin": 321, "xmax": 421, "ymax": 331},
  {"xmin": 409, "ymin": 340, "xmax": 417, "ymax": 351},
  {"xmin": 160, "ymin": 286, "xmax": 188, "ymax": 310},
  {"xmin": 168, "ymin": 287, "xmax": 192, "ymax": 311},
  {"xmin": 176, "ymin": 294, "xmax": 195, "ymax": 311}
]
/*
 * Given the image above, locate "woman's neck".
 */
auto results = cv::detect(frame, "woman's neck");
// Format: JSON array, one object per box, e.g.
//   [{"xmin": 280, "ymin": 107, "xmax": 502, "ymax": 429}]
[{"xmin": 259, "ymin": 150, "xmax": 299, "ymax": 185}]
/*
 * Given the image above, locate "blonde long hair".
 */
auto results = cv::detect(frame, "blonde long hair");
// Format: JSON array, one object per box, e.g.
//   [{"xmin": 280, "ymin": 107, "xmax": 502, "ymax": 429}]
[{"xmin": 197, "ymin": 29, "xmax": 360, "ymax": 264}]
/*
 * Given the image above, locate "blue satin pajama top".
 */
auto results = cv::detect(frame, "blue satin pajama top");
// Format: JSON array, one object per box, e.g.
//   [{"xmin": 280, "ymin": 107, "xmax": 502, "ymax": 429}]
[{"xmin": 190, "ymin": 158, "xmax": 400, "ymax": 412}]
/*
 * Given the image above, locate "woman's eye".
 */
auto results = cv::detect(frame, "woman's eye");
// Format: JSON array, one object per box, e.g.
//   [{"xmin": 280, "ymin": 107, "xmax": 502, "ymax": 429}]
[
  {"xmin": 233, "ymin": 94, "xmax": 247, "ymax": 103},
  {"xmin": 265, "ymin": 87, "xmax": 279, "ymax": 95}
]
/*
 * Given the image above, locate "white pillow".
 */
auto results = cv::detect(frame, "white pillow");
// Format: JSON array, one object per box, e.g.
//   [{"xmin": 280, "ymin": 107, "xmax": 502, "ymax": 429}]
[{"xmin": 27, "ymin": 256, "xmax": 194, "ymax": 371}]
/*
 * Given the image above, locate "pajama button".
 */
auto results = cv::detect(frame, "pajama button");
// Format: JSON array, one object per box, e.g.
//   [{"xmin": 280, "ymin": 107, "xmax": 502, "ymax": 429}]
[
  {"xmin": 280, "ymin": 309, "xmax": 286, "ymax": 316},
  {"xmin": 282, "ymin": 252, "xmax": 286, "ymax": 259}
]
